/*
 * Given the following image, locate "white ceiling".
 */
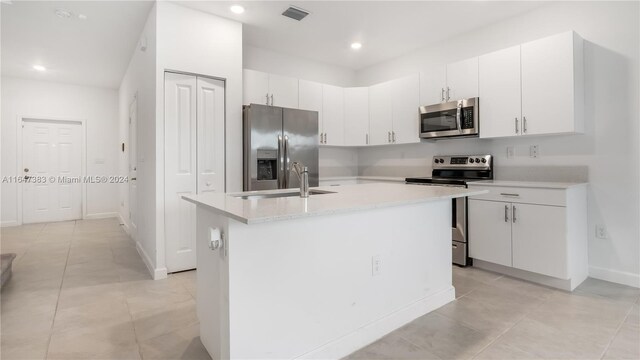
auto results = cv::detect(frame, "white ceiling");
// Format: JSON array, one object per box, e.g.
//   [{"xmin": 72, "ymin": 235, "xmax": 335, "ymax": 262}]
[
  {"xmin": 1, "ymin": 1, "xmax": 153, "ymax": 89},
  {"xmin": 181, "ymin": 1, "xmax": 545, "ymax": 71}
]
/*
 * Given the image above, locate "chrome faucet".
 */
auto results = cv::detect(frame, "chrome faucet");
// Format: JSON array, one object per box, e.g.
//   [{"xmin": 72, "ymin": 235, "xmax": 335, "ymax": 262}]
[{"xmin": 290, "ymin": 162, "xmax": 309, "ymax": 198}]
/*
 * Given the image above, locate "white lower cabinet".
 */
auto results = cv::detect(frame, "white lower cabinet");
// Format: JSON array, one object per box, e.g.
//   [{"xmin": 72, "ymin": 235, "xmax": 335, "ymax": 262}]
[{"xmin": 468, "ymin": 183, "xmax": 587, "ymax": 291}]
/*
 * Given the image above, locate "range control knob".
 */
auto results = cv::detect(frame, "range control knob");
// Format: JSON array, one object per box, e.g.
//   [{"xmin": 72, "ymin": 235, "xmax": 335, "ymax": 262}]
[
  {"xmin": 475, "ymin": 158, "xmax": 481, "ymax": 163},
  {"xmin": 440, "ymin": 158, "xmax": 445, "ymax": 163},
  {"xmin": 434, "ymin": 159, "xmax": 439, "ymax": 164},
  {"xmin": 481, "ymin": 158, "xmax": 487, "ymax": 163},
  {"xmin": 469, "ymin": 158, "xmax": 474, "ymax": 163}
]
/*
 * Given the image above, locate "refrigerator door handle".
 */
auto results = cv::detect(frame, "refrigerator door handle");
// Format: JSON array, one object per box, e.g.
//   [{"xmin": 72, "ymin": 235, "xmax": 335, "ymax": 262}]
[
  {"xmin": 284, "ymin": 135, "xmax": 290, "ymax": 188},
  {"xmin": 277, "ymin": 134, "xmax": 284, "ymax": 189}
]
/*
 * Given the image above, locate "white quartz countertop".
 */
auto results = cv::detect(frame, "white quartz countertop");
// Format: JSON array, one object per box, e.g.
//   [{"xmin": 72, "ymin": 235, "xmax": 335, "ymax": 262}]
[
  {"xmin": 469, "ymin": 180, "xmax": 588, "ymax": 189},
  {"xmin": 183, "ymin": 183, "xmax": 487, "ymax": 225}
]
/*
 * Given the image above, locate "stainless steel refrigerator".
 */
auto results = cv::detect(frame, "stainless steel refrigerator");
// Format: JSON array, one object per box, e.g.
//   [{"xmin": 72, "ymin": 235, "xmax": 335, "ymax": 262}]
[{"xmin": 243, "ymin": 104, "xmax": 319, "ymax": 191}]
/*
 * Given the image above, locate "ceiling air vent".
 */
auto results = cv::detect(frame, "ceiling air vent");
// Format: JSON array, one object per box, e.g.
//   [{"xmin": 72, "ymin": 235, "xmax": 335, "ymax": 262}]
[{"xmin": 282, "ymin": 6, "xmax": 309, "ymax": 21}]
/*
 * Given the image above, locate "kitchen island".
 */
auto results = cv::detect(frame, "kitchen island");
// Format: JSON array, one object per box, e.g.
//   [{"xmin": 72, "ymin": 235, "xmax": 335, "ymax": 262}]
[{"xmin": 183, "ymin": 183, "xmax": 486, "ymax": 359}]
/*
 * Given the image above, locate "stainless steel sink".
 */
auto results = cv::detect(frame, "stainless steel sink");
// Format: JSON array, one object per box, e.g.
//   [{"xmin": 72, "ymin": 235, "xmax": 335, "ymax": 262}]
[{"xmin": 231, "ymin": 189, "xmax": 336, "ymax": 200}]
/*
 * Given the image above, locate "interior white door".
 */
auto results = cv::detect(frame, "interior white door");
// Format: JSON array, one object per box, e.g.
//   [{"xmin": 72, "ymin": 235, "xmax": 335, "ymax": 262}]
[
  {"xmin": 243, "ymin": 69, "xmax": 269, "ymax": 106},
  {"xmin": 321, "ymin": 84, "xmax": 344, "ymax": 146},
  {"xmin": 511, "ymin": 203, "xmax": 568, "ymax": 279},
  {"xmin": 268, "ymin": 74, "xmax": 298, "ymax": 108},
  {"xmin": 368, "ymin": 81, "xmax": 393, "ymax": 145},
  {"xmin": 165, "ymin": 72, "xmax": 198, "ymax": 273},
  {"xmin": 128, "ymin": 98, "xmax": 138, "ymax": 240},
  {"xmin": 196, "ymin": 77, "xmax": 226, "ymax": 195},
  {"xmin": 344, "ymin": 87, "xmax": 369, "ymax": 146},
  {"xmin": 468, "ymin": 200, "xmax": 512, "ymax": 267},
  {"xmin": 22, "ymin": 120, "xmax": 82, "ymax": 224},
  {"xmin": 391, "ymin": 74, "xmax": 420, "ymax": 144},
  {"xmin": 446, "ymin": 57, "xmax": 479, "ymax": 101},
  {"xmin": 479, "ymin": 45, "xmax": 523, "ymax": 138}
]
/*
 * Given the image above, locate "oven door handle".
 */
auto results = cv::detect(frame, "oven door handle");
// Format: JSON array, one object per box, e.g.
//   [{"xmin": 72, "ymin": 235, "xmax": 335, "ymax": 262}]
[{"xmin": 456, "ymin": 102, "xmax": 462, "ymax": 133}]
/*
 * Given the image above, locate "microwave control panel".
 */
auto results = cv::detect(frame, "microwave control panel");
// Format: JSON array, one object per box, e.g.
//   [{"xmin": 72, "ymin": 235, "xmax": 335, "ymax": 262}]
[{"xmin": 462, "ymin": 107, "xmax": 474, "ymax": 129}]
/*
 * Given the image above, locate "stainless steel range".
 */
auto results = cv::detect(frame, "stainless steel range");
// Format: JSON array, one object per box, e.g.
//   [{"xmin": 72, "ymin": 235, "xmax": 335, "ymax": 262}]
[{"xmin": 405, "ymin": 155, "xmax": 493, "ymax": 266}]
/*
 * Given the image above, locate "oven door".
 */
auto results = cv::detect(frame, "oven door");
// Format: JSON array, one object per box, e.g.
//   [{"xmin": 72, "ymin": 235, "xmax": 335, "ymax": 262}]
[{"xmin": 419, "ymin": 98, "xmax": 479, "ymax": 139}]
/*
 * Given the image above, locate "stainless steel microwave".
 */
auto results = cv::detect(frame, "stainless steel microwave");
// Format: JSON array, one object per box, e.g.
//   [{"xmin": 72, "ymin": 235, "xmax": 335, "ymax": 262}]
[{"xmin": 419, "ymin": 97, "xmax": 479, "ymax": 139}]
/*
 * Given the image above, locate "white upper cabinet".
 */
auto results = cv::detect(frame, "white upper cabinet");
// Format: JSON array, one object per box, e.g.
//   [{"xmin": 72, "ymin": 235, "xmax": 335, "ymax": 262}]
[
  {"xmin": 446, "ymin": 57, "xmax": 479, "ymax": 101},
  {"xmin": 391, "ymin": 74, "xmax": 420, "ymax": 144},
  {"xmin": 298, "ymin": 80, "xmax": 323, "ymax": 139},
  {"xmin": 321, "ymin": 84, "xmax": 345, "ymax": 146},
  {"xmin": 420, "ymin": 64, "xmax": 447, "ymax": 106},
  {"xmin": 479, "ymin": 45, "xmax": 523, "ymax": 138},
  {"xmin": 243, "ymin": 69, "xmax": 298, "ymax": 108},
  {"xmin": 269, "ymin": 74, "xmax": 299, "ymax": 108},
  {"xmin": 368, "ymin": 81, "xmax": 393, "ymax": 145},
  {"xmin": 521, "ymin": 31, "xmax": 584, "ymax": 136},
  {"xmin": 243, "ymin": 69, "xmax": 270, "ymax": 106},
  {"xmin": 344, "ymin": 87, "xmax": 370, "ymax": 146}
]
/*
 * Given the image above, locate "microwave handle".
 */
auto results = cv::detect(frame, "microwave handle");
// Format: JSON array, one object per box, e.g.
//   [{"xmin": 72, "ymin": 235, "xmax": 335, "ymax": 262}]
[{"xmin": 456, "ymin": 102, "xmax": 462, "ymax": 133}]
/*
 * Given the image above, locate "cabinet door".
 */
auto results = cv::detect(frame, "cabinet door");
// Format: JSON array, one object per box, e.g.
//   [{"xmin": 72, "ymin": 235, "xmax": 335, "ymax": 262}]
[
  {"xmin": 468, "ymin": 200, "xmax": 512, "ymax": 267},
  {"xmin": 368, "ymin": 81, "xmax": 393, "ymax": 145},
  {"xmin": 512, "ymin": 203, "xmax": 568, "ymax": 279},
  {"xmin": 521, "ymin": 31, "xmax": 581, "ymax": 135},
  {"xmin": 344, "ymin": 87, "xmax": 369, "ymax": 146},
  {"xmin": 446, "ymin": 57, "xmax": 479, "ymax": 101},
  {"xmin": 391, "ymin": 74, "xmax": 420, "ymax": 144},
  {"xmin": 243, "ymin": 69, "xmax": 269, "ymax": 105},
  {"xmin": 420, "ymin": 64, "xmax": 447, "ymax": 105},
  {"xmin": 299, "ymin": 80, "xmax": 323, "ymax": 140},
  {"xmin": 479, "ymin": 45, "xmax": 522, "ymax": 138},
  {"xmin": 269, "ymin": 74, "xmax": 298, "ymax": 108},
  {"xmin": 322, "ymin": 84, "xmax": 344, "ymax": 146}
]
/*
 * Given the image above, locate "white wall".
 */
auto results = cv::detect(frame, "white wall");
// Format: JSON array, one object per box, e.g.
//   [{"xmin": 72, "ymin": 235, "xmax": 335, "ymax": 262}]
[
  {"xmin": 151, "ymin": 2, "xmax": 243, "ymax": 277},
  {"xmin": 118, "ymin": 4, "xmax": 157, "ymax": 275},
  {"xmin": 1, "ymin": 76, "xmax": 119, "ymax": 225},
  {"xmin": 355, "ymin": 2, "xmax": 640, "ymax": 286}
]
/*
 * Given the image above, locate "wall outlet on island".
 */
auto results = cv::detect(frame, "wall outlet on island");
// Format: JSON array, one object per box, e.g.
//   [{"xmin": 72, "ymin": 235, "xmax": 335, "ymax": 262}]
[
  {"xmin": 372, "ymin": 255, "xmax": 382, "ymax": 276},
  {"xmin": 530, "ymin": 145, "xmax": 539, "ymax": 158},
  {"xmin": 506, "ymin": 146, "xmax": 515, "ymax": 158},
  {"xmin": 596, "ymin": 225, "xmax": 607, "ymax": 239}
]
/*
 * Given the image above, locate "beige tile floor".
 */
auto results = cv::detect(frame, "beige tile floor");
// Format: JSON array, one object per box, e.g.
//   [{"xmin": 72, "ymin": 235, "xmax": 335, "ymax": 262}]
[{"xmin": 2, "ymin": 219, "xmax": 639, "ymax": 360}]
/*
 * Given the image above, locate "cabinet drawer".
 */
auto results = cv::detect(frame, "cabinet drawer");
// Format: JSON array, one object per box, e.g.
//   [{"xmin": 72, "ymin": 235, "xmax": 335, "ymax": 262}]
[{"xmin": 468, "ymin": 185, "xmax": 566, "ymax": 207}]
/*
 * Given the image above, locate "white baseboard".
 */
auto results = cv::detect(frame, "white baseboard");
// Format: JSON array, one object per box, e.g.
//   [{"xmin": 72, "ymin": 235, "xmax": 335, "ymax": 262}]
[
  {"xmin": 589, "ymin": 266, "xmax": 640, "ymax": 288},
  {"xmin": 118, "ymin": 213, "xmax": 130, "ymax": 234},
  {"xmin": 298, "ymin": 286, "xmax": 455, "ymax": 359},
  {"xmin": 84, "ymin": 212, "xmax": 119, "ymax": 220},
  {"xmin": 1, "ymin": 220, "xmax": 20, "ymax": 227},
  {"xmin": 135, "ymin": 241, "xmax": 168, "ymax": 280}
]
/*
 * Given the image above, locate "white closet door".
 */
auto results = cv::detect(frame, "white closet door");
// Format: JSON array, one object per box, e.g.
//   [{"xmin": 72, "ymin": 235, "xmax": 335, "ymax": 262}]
[
  {"xmin": 165, "ymin": 72, "xmax": 197, "ymax": 273},
  {"xmin": 22, "ymin": 120, "xmax": 82, "ymax": 224},
  {"xmin": 197, "ymin": 77, "xmax": 226, "ymax": 195},
  {"xmin": 129, "ymin": 98, "xmax": 139, "ymax": 240}
]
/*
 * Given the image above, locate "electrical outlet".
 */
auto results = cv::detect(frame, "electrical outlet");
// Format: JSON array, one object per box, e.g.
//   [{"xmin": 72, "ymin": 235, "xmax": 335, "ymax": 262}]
[
  {"xmin": 530, "ymin": 145, "xmax": 539, "ymax": 158},
  {"xmin": 507, "ymin": 146, "xmax": 515, "ymax": 159},
  {"xmin": 371, "ymin": 255, "xmax": 382, "ymax": 276},
  {"xmin": 596, "ymin": 225, "xmax": 607, "ymax": 239}
]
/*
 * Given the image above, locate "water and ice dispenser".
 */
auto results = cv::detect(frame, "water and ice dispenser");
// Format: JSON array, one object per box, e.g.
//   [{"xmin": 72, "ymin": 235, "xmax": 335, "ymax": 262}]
[{"xmin": 256, "ymin": 149, "xmax": 278, "ymax": 181}]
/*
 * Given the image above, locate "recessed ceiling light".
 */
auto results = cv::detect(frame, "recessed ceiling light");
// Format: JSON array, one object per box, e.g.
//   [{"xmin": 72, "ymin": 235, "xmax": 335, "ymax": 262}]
[
  {"xmin": 351, "ymin": 42, "xmax": 362, "ymax": 50},
  {"xmin": 230, "ymin": 5, "xmax": 245, "ymax": 14},
  {"xmin": 55, "ymin": 8, "xmax": 73, "ymax": 18},
  {"xmin": 33, "ymin": 65, "xmax": 46, "ymax": 72}
]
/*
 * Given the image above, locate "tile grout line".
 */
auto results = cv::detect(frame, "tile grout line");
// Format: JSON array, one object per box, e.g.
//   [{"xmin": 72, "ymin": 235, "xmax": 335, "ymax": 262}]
[
  {"xmin": 598, "ymin": 301, "xmax": 637, "ymax": 360},
  {"xmin": 44, "ymin": 220, "xmax": 76, "ymax": 360}
]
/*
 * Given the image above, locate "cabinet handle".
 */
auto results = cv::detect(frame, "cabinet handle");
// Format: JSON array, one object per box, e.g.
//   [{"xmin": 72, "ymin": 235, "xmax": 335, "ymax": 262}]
[
  {"xmin": 266, "ymin": 93, "xmax": 270, "ymax": 105},
  {"xmin": 512, "ymin": 205, "xmax": 517, "ymax": 223},
  {"xmin": 320, "ymin": 133, "xmax": 324, "ymax": 144},
  {"xmin": 446, "ymin": 87, "xmax": 451, "ymax": 101},
  {"xmin": 324, "ymin": 133, "xmax": 328, "ymax": 144},
  {"xmin": 523, "ymin": 116, "xmax": 528, "ymax": 134},
  {"xmin": 388, "ymin": 131, "xmax": 391, "ymax": 143},
  {"xmin": 270, "ymin": 94, "xmax": 274, "ymax": 106},
  {"xmin": 441, "ymin": 88, "xmax": 445, "ymax": 102},
  {"xmin": 392, "ymin": 131, "xmax": 396, "ymax": 143},
  {"xmin": 500, "ymin": 193, "xmax": 520, "ymax": 197},
  {"xmin": 515, "ymin": 117, "xmax": 519, "ymax": 134},
  {"xmin": 504, "ymin": 205, "xmax": 509, "ymax": 223}
]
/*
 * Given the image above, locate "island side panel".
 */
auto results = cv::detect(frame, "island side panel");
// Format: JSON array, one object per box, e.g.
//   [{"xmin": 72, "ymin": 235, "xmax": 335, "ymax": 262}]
[
  {"xmin": 226, "ymin": 200, "xmax": 454, "ymax": 359},
  {"xmin": 195, "ymin": 207, "xmax": 231, "ymax": 359}
]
